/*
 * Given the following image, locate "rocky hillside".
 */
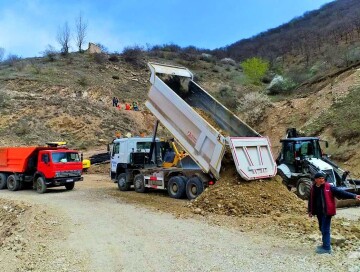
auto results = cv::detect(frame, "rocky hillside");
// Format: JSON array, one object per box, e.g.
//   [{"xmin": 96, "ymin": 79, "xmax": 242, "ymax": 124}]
[{"xmin": 0, "ymin": 52, "xmax": 248, "ymax": 150}]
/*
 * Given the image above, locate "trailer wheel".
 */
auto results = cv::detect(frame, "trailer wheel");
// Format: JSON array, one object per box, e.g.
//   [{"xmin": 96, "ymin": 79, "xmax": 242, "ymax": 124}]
[
  {"xmin": 186, "ymin": 177, "xmax": 204, "ymax": 200},
  {"xmin": 117, "ymin": 173, "xmax": 130, "ymax": 191},
  {"xmin": 296, "ymin": 178, "xmax": 312, "ymax": 200},
  {"xmin": 0, "ymin": 173, "xmax": 8, "ymax": 189},
  {"xmin": 36, "ymin": 177, "xmax": 47, "ymax": 194},
  {"xmin": 65, "ymin": 182, "xmax": 75, "ymax": 190},
  {"xmin": 167, "ymin": 176, "xmax": 186, "ymax": 199},
  {"xmin": 134, "ymin": 174, "xmax": 146, "ymax": 193},
  {"xmin": 7, "ymin": 175, "xmax": 20, "ymax": 191}
]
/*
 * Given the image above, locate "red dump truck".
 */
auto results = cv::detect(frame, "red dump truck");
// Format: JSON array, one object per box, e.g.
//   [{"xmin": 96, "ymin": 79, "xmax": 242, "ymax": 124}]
[{"xmin": 0, "ymin": 146, "xmax": 83, "ymax": 193}]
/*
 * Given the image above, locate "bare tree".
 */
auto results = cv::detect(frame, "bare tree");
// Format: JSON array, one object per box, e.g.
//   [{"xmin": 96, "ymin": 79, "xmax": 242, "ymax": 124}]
[
  {"xmin": 0, "ymin": 47, "xmax": 4, "ymax": 62},
  {"xmin": 57, "ymin": 22, "xmax": 71, "ymax": 54},
  {"xmin": 75, "ymin": 13, "xmax": 88, "ymax": 52}
]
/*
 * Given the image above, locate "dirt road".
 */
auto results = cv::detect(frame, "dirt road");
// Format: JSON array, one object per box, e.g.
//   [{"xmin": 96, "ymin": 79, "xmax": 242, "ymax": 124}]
[{"xmin": 0, "ymin": 174, "xmax": 359, "ymax": 272}]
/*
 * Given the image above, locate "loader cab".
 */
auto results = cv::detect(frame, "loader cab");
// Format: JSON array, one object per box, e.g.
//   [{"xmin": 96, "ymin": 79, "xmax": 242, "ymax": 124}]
[{"xmin": 279, "ymin": 137, "xmax": 322, "ymax": 172}]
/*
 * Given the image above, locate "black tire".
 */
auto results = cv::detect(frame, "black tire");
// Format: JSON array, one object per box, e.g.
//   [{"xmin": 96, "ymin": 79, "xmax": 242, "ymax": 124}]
[
  {"xmin": 296, "ymin": 178, "xmax": 312, "ymax": 200},
  {"xmin": 167, "ymin": 176, "xmax": 186, "ymax": 199},
  {"xmin": 186, "ymin": 176, "xmax": 204, "ymax": 200},
  {"xmin": 7, "ymin": 175, "xmax": 20, "ymax": 191},
  {"xmin": 117, "ymin": 173, "xmax": 131, "ymax": 191},
  {"xmin": 134, "ymin": 174, "xmax": 146, "ymax": 193},
  {"xmin": 179, "ymin": 176, "xmax": 188, "ymax": 184},
  {"xmin": 65, "ymin": 182, "xmax": 75, "ymax": 190},
  {"xmin": 36, "ymin": 177, "xmax": 47, "ymax": 194},
  {"xmin": 0, "ymin": 173, "xmax": 7, "ymax": 189}
]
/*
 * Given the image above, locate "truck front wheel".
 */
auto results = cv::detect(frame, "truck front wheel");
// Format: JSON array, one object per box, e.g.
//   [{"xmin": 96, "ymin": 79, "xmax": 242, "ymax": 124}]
[
  {"xmin": 134, "ymin": 174, "xmax": 146, "ymax": 193},
  {"xmin": 65, "ymin": 182, "xmax": 75, "ymax": 190},
  {"xmin": 7, "ymin": 175, "xmax": 20, "ymax": 191},
  {"xmin": 0, "ymin": 173, "xmax": 8, "ymax": 189},
  {"xmin": 186, "ymin": 177, "xmax": 204, "ymax": 200},
  {"xmin": 36, "ymin": 177, "xmax": 47, "ymax": 194},
  {"xmin": 296, "ymin": 178, "xmax": 312, "ymax": 200},
  {"xmin": 117, "ymin": 173, "xmax": 131, "ymax": 191}
]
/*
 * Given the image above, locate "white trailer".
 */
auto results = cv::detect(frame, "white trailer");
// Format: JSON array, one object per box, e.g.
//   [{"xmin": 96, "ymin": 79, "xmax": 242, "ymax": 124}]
[{"xmin": 146, "ymin": 62, "xmax": 277, "ymax": 181}]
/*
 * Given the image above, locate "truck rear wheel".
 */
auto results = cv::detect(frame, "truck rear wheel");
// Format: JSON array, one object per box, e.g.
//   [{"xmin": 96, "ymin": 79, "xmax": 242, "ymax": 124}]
[
  {"xmin": 7, "ymin": 175, "xmax": 20, "ymax": 191},
  {"xmin": 65, "ymin": 182, "xmax": 75, "ymax": 190},
  {"xmin": 117, "ymin": 173, "xmax": 131, "ymax": 191},
  {"xmin": 134, "ymin": 174, "xmax": 146, "ymax": 193},
  {"xmin": 36, "ymin": 177, "xmax": 47, "ymax": 194},
  {"xmin": 296, "ymin": 178, "xmax": 312, "ymax": 200},
  {"xmin": 167, "ymin": 176, "xmax": 186, "ymax": 199},
  {"xmin": 0, "ymin": 173, "xmax": 8, "ymax": 189},
  {"xmin": 186, "ymin": 177, "xmax": 204, "ymax": 200}
]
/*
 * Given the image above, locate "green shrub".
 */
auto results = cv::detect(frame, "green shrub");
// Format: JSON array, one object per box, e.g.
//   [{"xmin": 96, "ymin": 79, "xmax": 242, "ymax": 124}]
[{"xmin": 241, "ymin": 57, "xmax": 269, "ymax": 85}]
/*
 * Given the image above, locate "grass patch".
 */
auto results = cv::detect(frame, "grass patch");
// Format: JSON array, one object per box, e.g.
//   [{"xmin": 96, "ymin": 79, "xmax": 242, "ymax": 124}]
[{"xmin": 304, "ymin": 86, "xmax": 360, "ymax": 143}]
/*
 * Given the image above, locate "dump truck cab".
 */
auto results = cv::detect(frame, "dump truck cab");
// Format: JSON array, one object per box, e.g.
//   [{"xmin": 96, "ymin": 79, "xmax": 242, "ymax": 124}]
[{"xmin": 110, "ymin": 137, "xmax": 162, "ymax": 180}]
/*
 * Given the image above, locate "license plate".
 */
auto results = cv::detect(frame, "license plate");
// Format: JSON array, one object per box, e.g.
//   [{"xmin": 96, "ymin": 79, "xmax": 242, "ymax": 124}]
[{"xmin": 66, "ymin": 179, "xmax": 74, "ymax": 182}]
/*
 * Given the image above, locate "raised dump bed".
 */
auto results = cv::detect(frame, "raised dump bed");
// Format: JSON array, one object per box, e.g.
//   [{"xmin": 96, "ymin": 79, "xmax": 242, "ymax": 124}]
[{"xmin": 145, "ymin": 62, "xmax": 276, "ymax": 180}]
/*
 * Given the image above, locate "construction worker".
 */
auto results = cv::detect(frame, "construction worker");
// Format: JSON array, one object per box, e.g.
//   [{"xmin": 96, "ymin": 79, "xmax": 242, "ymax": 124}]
[
  {"xmin": 125, "ymin": 103, "xmax": 131, "ymax": 110},
  {"xmin": 308, "ymin": 172, "xmax": 360, "ymax": 254},
  {"xmin": 133, "ymin": 101, "xmax": 139, "ymax": 111}
]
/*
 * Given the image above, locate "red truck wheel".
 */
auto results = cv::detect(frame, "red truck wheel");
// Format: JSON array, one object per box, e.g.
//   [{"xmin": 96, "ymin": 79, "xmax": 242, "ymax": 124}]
[
  {"xmin": 7, "ymin": 175, "xmax": 20, "ymax": 191},
  {"xmin": 36, "ymin": 177, "xmax": 47, "ymax": 194},
  {"xmin": 0, "ymin": 173, "xmax": 7, "ymax": 189},
  {"xmin": 65, "ymin": 182, "xmax": 75, "ymax": 190}
]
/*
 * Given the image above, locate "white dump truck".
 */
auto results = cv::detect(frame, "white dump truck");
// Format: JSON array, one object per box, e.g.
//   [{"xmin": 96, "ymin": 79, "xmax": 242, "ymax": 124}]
[{"xmin": 110, "ymin": 62, "xmax": 277, "ymax": 199}]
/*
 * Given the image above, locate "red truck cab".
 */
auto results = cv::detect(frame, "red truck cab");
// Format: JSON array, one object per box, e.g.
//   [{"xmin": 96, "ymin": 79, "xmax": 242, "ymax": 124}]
[{"xmin": 0, "ymin": 146, "xmax": 83, "ymax": 194}]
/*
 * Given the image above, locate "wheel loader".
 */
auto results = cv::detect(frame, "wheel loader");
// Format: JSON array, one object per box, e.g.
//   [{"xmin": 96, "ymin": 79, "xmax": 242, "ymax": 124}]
[{"xmin": 276, "ymin": 128, "xmax": 360, "ymax": 204}]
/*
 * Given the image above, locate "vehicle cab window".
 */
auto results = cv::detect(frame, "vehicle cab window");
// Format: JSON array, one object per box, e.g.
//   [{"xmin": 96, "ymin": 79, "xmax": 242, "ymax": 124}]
[
  {"xmin": 113, "ymin": 143, "xmax": 120, "ymax": 155},
  {"xmin": 41, "ymin": 153, "xmax": 50, "ymax": 163}
]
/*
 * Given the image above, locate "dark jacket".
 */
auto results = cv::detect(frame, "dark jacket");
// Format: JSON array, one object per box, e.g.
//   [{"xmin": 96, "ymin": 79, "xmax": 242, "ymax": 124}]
[{"xmin": 308, "ymin": 182, "xmax": 357, "ymax": 216}]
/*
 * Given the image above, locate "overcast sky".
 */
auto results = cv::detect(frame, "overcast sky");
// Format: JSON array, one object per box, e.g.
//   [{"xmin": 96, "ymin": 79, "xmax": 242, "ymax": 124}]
[{"xmin": 0, "ymin": 0, "xmax": 333, "ymax": 58}]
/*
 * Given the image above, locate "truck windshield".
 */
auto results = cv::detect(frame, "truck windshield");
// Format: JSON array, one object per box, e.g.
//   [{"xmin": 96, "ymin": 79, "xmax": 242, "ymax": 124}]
[{"xmin": 52, "ymin": 152, "xmax": 80, "ymax": 163}]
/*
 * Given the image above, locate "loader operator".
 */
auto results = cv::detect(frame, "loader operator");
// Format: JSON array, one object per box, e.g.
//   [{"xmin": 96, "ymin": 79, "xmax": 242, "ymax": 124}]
[{"xmin": 308, "ymin": 172, "xmax": 360, "ymax": 254}]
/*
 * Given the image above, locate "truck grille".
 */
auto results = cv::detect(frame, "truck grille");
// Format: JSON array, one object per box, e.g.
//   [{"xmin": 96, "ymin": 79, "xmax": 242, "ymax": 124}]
[{"xmin": 55, "ymin": 170, "xmax": 82, "ymax": 178}]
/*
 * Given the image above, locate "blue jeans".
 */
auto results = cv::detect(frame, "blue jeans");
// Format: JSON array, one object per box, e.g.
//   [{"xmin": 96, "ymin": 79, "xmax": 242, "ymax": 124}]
[{"xmin": 316, "ymin": 214, "xmax": 332, "ymax": 250}]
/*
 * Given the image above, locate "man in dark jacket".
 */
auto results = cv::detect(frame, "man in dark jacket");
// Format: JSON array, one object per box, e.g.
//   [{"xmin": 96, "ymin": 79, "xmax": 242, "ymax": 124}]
[{"xmin": 308, "ymin": 172, "xmax": 360, "ymax": 254}]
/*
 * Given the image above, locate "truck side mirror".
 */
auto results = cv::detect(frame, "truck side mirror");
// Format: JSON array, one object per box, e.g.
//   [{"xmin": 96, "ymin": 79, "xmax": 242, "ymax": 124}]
[{"xmin": 44, "ymin": 156, "xmax": 49, "ymax": 164}]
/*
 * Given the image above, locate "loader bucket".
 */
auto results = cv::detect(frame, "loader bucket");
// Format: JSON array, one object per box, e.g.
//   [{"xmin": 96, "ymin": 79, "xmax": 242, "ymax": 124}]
[{"xmin": 336, "ymin": 199, "xmax": 360, "ymax": 208}]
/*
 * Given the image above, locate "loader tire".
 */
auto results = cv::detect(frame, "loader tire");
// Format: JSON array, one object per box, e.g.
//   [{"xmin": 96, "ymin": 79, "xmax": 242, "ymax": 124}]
[
  {"xmin": 7, "ymin": 175, "xmax": 20, "ymax": 191},
  {"xmin": 36, "ymin": 177, "xmax": 47, "ymax": 194},
  {"xmin": 296, "ymin": 178, "xmax": 312, "ymax": 200},
  {"xmin": 186, "ymin": 177, "xmax": 204, "ymax": 200},
  {"xmin": 0, "ymin": 173, "xmax": 8, "ymax": 189},
  {"xmin": 117, "ymin": 173, "xmax": 130, "ymax": 191},
  {"xmin": 134, "ymin": 174, "xmax": 146, "ymax": 193},
  {"xmin": 167, "ymin": 176, "xmax": 186, "ymax": 199}
]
